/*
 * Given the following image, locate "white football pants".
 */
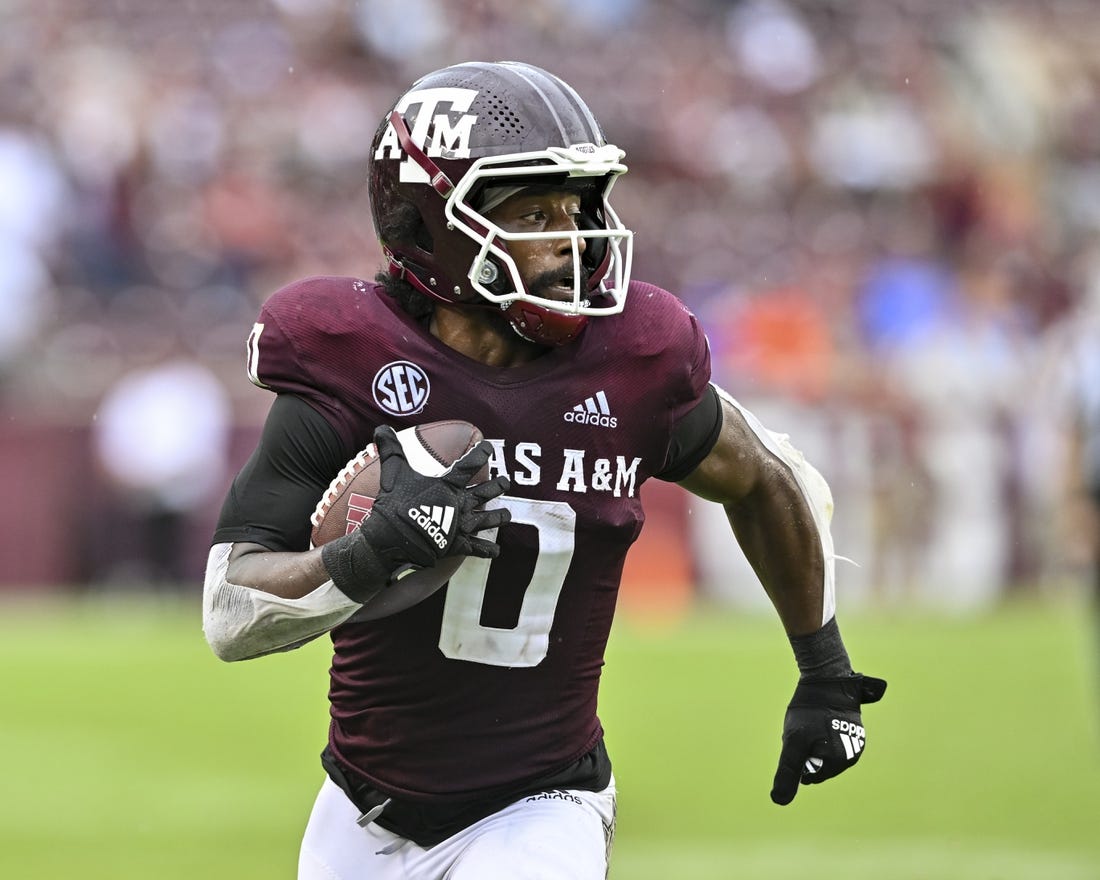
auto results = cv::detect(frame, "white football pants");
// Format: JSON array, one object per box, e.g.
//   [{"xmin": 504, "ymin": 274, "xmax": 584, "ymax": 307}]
[{"xmin": 298, "ymin": 776, "xmax": 617, "ymax": 880}]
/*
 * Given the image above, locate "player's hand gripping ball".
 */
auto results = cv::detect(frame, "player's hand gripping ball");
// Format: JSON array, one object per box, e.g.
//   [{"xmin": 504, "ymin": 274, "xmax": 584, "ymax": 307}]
[{"xmin": 311, "ymin": 420, "xmax": 510, "ymax": 619}]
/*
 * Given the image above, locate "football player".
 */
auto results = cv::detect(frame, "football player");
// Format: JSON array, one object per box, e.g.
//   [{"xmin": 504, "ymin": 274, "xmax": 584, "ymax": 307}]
[{"xmin": 202, "ymin": 61, "xmax": 887, "ymax": 880}]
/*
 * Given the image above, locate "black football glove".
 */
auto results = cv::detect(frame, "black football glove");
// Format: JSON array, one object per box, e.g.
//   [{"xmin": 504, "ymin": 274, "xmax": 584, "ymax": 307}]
[
  {"xmin": 323, "ymin": 425, "xmax": 511, "ymax": 603},
  {"xmin": 770, "ymin": 672, "xmax": 887, "ymax": 805}
]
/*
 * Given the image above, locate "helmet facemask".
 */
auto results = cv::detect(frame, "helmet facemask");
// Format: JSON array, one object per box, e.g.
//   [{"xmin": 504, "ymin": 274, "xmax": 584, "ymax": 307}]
[{"xmin": 447, "ymin": 145, "xmax": 634, "ymax": 338}]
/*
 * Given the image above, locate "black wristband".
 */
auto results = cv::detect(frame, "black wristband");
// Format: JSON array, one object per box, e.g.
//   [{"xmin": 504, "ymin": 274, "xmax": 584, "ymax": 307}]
[
  {"xmin": 789, "ymin": 616, "xmax": 853, "ymax": 679},
  {"xmin": 321, "ymin": 532, "xmax": 393, "ymax": 605}
]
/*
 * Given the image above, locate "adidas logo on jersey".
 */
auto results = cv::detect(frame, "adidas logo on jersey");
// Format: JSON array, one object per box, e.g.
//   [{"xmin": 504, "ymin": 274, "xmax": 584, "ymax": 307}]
[
  {"xmin": 832, "ymin": 718, "xmax": 865, "ymax": 760},
  {"xmin": 564, "ymin": 390, "xmax": 617, "ymax": 428},
  {"xmin": 408, "ymin": 504, "xmax": 455, "ymax": 550}
]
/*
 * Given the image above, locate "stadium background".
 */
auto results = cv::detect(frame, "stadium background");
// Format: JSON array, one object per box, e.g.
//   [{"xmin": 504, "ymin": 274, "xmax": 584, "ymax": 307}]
[{"xmin": 1, "ymin": 0, "xmax": 1098, "ymax": 877}]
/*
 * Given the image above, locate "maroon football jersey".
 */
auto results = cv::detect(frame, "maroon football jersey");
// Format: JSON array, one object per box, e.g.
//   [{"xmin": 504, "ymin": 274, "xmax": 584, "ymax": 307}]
[{"xmin": 248, "ymin": 277, "xmax": 711, "ymax": 801}]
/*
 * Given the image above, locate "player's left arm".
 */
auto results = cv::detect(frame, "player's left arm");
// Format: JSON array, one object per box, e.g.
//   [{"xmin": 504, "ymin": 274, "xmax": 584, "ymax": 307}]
[{"xmin": 677, "ymin": 385, "xmax": 887, "ymax": 805}]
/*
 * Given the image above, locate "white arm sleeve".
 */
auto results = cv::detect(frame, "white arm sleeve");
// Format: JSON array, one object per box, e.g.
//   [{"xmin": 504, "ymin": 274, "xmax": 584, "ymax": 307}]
[
  {"xmin": 713, "ymin": 384, "xmax": 839, "ymax": 625},
  {"xmin": 202, "ymin": 542, "xmax": 360, "ymax": 662}
]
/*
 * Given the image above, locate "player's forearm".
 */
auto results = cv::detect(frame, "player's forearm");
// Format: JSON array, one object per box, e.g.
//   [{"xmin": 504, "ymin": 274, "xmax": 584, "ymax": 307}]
[
  {"xmin": 226, "ymin": 541, "xmax": 332, "ymax": 600},
  {"xmin": 202, "ymin": 542, "xmax": 359, "ymax": 662},
  {"xmin": 724, "ymin": 472, "xmax": 826, "ymax": 636}
]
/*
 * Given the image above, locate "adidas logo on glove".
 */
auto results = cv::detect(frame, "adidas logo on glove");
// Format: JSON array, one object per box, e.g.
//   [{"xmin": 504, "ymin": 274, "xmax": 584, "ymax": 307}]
[
  {"xmin": 832, "ymin": 718, "xmax": 865, "ymax": 759},
  {"xmin": 408, "ymin": 505, "xmax": 455, "ymax": 550}
]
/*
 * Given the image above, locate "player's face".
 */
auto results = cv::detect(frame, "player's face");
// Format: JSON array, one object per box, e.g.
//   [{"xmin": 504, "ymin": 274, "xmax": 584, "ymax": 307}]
[{"xmin": 486, "ymin": 189, "xmax": 587, "ymax": 303}]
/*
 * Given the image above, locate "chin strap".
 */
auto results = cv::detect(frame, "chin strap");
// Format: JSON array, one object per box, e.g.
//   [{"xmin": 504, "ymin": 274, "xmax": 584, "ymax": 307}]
[{"xmin": 384, "ymin": 248, "xmax": 405, "ymax": 280}]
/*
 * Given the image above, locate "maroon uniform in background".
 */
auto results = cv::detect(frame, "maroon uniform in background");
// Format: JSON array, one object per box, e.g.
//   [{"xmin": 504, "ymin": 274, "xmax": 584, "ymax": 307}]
[{"xmin": 225, "ymin": 275, "xmax": 710, "ymax": 801}]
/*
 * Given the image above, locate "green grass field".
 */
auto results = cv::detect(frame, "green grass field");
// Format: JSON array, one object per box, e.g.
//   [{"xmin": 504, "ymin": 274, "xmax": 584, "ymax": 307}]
[{"xmin": 1, "ymin": 593, "xmax": 1097, "ymax": 879}]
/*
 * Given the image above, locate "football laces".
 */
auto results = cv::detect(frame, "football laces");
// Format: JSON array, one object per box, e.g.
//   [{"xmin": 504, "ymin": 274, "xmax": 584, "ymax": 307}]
[{"xmin": 309, "ymin": 444, "xmax": 378, "ymax": 529}]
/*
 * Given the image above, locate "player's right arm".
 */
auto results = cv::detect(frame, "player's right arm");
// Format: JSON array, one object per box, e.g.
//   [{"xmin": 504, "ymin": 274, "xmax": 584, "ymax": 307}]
[
  {"xmin": 203, "ymin": 395, "xmax": 510, "ymax": 662},
  {"xmin": 202, "ymin": 394, "xmax": 365, "ymax": 661},
  {"xmin": 203, "ymin": 281, "xmax": 393, "ymax": 660}
]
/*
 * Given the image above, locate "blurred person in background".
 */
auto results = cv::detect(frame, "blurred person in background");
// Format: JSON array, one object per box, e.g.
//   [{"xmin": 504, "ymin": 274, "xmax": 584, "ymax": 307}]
[
  {"xmin": 92, "ymin": 353, "xmax": 231, "ymax": 587},
  {"xmin": 201, "ymin": 61, "xmax": 886, "ymax": 879},
  {"xmin": 866, "ymin": 239, "xmax": 1035, "ymax": 608},
  {"xmin": 0, "ymin": 126, "xmax": 66, "ymax": 383}
]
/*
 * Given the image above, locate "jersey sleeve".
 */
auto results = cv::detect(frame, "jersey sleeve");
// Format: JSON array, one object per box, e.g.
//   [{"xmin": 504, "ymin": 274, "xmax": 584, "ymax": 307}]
[
  {"xmin": 246, "ymin": 276, "xmax": 376, "ymax": 450},
  {"xmin": 637, "ymin": 285, "xmax": 713, "ymax": 475},
  {"xmin": 655, "ymin": 382, "xmax": 722, "ymax": 481},
  {"xmin": 673, "ymin": 301, "xmax": 713, "ymax": 415},
  {"xmin": 213, "ymin": 394, "xmax": 356, "ymax": 551}
]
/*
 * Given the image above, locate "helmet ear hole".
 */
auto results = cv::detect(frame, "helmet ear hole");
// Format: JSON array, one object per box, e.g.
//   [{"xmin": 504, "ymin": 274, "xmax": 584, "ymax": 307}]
[
  {"xmin": 378, "ymin": 200, "xmax": 434, "ymax": 256},
  {"xmin": 414, "ymin": 220, "xmax": 433, "ymax": 253}
]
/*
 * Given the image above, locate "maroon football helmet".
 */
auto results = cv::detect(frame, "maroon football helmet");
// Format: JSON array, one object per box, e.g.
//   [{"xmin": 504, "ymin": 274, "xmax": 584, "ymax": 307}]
[{"xmin": 368, "ymin": 61, "xmax": 633, "ymax": 346}]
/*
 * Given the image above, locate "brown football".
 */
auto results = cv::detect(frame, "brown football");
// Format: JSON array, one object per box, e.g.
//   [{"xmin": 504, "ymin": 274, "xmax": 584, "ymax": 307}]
[{"xmin": 310, "ymin": 420, "xmax": 489, "ymax": 620}]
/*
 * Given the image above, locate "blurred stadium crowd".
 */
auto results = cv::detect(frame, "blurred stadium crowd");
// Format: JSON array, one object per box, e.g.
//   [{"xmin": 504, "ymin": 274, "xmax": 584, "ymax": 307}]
[{"xmin": 2, "ymin": 0, "xmax": 1099, "ymax": 608}]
